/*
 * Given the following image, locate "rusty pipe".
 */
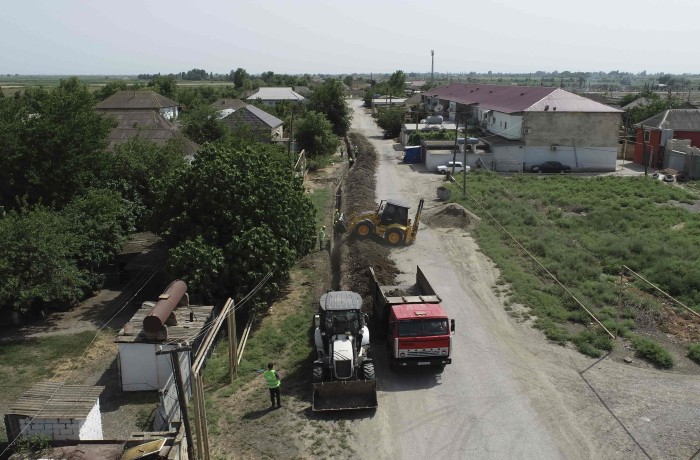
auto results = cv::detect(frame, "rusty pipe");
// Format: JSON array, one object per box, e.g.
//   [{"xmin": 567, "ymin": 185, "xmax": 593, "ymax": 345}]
[{"xmin": 143, "ymin": 280, "xmax": 188, "ymax": 333}]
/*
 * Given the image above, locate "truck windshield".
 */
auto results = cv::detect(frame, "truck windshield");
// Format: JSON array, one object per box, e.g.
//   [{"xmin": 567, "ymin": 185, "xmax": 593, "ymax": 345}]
[
  {"xmin": 325, "ymin": 310, "xmax": 361, "ymax": 334},
  {"xmin": 397, "ymin": 319, "xmax": 449, "ymax": 337}
]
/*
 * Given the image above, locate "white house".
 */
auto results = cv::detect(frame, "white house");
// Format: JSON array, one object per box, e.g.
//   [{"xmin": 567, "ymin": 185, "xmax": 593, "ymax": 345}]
[
  {"xmin": 96, "ymin": 90, "xmax": 180, "ymax": 120},
  {"xmin": 246, "ymin": 87, "xmax": 305, "ymax": 106},
  {"xmin": 423, "ymin": 83, "xmax": 622, "ymax": 172}
]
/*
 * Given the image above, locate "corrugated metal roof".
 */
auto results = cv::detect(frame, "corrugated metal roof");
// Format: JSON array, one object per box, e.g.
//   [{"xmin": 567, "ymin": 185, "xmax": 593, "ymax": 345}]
[
  {"xmin": 96, "ymin": 90, "xmax": 178, "ymax": 110},
  {"xmin": 9, "ymin": 382, "xmax": 103, "ymax": 418},
  {"xmin": 115, "ymin": 303, "xmax": 214, "ymax": 344},
  {"xmin": 636, "ymin": 109, "xmax": 700, "ymax": 130},
  {"xmin": 247, "ymin": 87, "xmax": 305, "ymax": 102},
  {"xmin": 525, "ymin": 88, "xmax": 623, "ymax": 113},
  {"xmin": 244, "ymin": 105, "xmax": 284, "ymax": 128},
  {"xmin": 427, "ymin": 84, "xmax": 620, "ymax": 114}
]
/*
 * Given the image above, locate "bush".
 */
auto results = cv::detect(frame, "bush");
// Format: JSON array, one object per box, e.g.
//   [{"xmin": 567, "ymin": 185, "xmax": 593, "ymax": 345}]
[
  {"xmin": 687, "ymin": 343, "xmax": 700, "ymax": 364},
  {"xmin": 630, "ymin": 335, "xmax": 674, "ymax": 368}
]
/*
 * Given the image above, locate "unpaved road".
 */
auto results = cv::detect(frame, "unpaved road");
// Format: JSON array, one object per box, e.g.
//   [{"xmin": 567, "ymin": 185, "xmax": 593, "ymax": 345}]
[{"xmin": 348, "ymin": 100, "xmax": 700, "ymax": 459}]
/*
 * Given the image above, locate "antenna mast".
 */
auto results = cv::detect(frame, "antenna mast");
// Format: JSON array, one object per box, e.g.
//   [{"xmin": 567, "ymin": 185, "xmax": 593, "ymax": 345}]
[{"xmin": 431, "ymin": 50, "xmax": 435, "ymax": 84}]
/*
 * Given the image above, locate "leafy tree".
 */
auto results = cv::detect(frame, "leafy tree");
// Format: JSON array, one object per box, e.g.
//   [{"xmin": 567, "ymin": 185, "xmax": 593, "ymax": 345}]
[
  {"xmin": 153, "ymin": 144, "xmax": 316, "ymax": 303},
  {"xmin": 233, "ymin": 68, "xmax": 249, "ymax": 89},
  {"xmin": 148, "ymin": 75, "xmax": 177, "ymax": 99},
  {"xmin": 387, "ymin": 70, "xmax": 407, "ymax": 96},
  {"xmin": 308, "ymin": 80, "xmax": 352, "ymax": 136},
  {"xmin": 0, "ymin": 78, "xmax": 116, "ymax": 210},
  {"xmin": 343, "ymin": 75, "xmax": 353, "ymax": 87},
  {"xmin": 181, "ymin": 104, "xmax": 229, "ymax": 144},
  {"xmin": 295, "ymin": 111, "xmax": 339, "ymax": 157},
  {"xmin": 376, "ymin": 106, "xmax": 405, "ymax": 138}
]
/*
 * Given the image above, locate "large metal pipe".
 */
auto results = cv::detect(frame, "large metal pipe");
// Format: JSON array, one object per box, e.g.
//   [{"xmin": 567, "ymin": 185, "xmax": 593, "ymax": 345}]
[{"xmin": 143, "ymin": 280, "xmax": 188, "ymax": 333}]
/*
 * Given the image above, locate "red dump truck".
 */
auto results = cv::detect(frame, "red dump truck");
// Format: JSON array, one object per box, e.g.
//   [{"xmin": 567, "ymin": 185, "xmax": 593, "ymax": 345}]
[{"xmin": 369, "ymin": 266, "xmax": 455, "ymax": 369}]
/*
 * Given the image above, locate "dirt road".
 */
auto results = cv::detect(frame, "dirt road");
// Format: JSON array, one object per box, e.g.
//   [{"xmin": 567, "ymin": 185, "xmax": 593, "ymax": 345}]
[{"xmin": 348, "ymin": 101, "xmax": 700, "ymax": 459}]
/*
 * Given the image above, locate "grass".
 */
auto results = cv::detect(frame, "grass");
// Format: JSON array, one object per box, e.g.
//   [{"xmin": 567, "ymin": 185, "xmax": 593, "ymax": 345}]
[
  {"xmin": 630, "ymin": 334, "xmax": 674, "ymax": 368},
  {"xmin": 449, "ymin": 172, "xmax": 700, "ymax": 362},
  {"xmin": 687, "ymin": 343, "xmax": 700, "ymax": 364}
]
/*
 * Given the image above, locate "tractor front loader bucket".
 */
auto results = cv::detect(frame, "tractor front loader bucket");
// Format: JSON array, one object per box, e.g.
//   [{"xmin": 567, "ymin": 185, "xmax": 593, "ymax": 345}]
[{"xmin": 312, "ymin": 380, "xmax": 377, "ymax": 411}]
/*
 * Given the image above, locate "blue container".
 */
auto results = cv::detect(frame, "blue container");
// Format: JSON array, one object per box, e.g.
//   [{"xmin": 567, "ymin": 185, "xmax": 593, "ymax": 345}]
[{"xmin": 403, "ymin": 146, "xmax": 421, "ymax": 164}]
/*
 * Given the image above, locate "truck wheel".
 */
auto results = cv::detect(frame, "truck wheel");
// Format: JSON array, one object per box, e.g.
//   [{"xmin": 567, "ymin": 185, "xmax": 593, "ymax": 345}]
[
  {"xmin": 385, "ymin": 229, "xmax": 404, "ymax": 245},
  {"xmin": 355, "ymin": 221, "xmax": 373, "ymax": 238},
  {"xmin": 312, "ymin": 365, "xmax": 323, "ymax": 383},
  {"xmin": 362, "ymin": 362, "xmax": 376, "ymax": 381}
]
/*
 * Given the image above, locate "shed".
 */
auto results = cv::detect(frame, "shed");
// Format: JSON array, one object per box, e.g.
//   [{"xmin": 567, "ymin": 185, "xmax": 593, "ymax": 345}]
[
  {"xmin": 5, "ymin": 382, "xmax": 104, "ymax": 442},
  {"xmin": 115, "ymin": 301, "xmax": 214, "ymax": 392}
]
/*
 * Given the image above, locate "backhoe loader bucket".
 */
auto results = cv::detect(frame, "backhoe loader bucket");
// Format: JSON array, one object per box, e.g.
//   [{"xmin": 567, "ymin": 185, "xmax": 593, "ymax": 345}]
[
  {"xmin": 334, "ymin": 214, "xmax": 348, "ymax": 234},
  {"xmin": 312, "ymin": 380, "xmax": 377, "ymax": 411}
]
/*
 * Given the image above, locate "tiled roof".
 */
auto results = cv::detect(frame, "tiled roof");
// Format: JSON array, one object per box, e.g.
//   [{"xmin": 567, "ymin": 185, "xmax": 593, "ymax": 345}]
[
  {"xmin": 427, "ymin": 84, "xmax": 620, "ymax": 114},
  {"xmin": 247, "ymin": 87, "xmax": 305, "ymax": 102},
  {"xmin": 102, "ymin": 110, "xmax": 199, "ymax": 156},
  {"xmin": 636, "ymin": 109, "xmax": 700, "ymax": 130},
  {"xmin": 96, "ymin": 90, "xmax": 178, "ymax": 110},
  {"xmin": 211, "ymin": 98, "xmax": 246, "ymax": 111}
]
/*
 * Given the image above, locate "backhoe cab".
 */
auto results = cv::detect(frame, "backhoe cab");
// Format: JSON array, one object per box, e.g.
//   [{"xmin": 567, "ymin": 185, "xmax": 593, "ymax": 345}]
[{"xmin": 335, "ymin": 198, "xmax": 424, "ymax": 245}]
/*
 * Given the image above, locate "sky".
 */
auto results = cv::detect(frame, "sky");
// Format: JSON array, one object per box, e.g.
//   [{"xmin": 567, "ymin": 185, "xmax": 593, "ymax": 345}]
[{"xmin": 1, "ymin": 0, "xmax": 698, "ymax": 76}]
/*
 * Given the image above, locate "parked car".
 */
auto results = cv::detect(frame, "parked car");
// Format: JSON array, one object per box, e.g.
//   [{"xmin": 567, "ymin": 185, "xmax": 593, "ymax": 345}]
[
  {"xmin": 530, "ymin": 161, "xmax": 571, "ymax": 173},
  {"xmin": 437, "ymin": 161, "xmax": 470, "ymax": 175}
]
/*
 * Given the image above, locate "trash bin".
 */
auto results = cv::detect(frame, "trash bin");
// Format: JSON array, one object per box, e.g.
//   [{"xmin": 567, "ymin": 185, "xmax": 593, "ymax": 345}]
[{"xmin": 437, "ymin": 187, "xmax": 451, "ymax": 201}]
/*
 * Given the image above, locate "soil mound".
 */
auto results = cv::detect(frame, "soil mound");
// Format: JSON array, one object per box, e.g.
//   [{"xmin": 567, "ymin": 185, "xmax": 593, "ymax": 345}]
[{"xmin": 423, "ymin": 203, "xmax": 481, "ymax": 230}]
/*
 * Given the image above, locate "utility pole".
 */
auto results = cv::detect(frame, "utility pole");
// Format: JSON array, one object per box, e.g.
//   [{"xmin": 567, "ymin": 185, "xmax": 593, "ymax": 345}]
[
  {"xmin": 431, "ymin": 50, "xmax": 435, "ymax": 85},
  {"xmin": 641, "ymin": 124, "xmax": 648, "ymax": 176},
  {"xmin": 227, "ymin": 305, "xmax": 238, "ymax": 382},
  {"xmin": 288, "ymin": 110, "xmax": 295, "ymax": 171},
  {"xmin": 157, "ymin": 346, "xmax": 194, "ymax": 459}
]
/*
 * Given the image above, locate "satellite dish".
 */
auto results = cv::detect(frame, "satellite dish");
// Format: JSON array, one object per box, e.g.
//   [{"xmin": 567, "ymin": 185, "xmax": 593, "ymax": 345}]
[{"xmin": 434, "ymin": 104, "xmax": 443, "ymax": 112}]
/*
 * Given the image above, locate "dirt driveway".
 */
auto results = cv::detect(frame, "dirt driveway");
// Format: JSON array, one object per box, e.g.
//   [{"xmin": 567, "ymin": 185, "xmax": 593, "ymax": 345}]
[{"xmin": 348, "ymin": 100, "xmax": 700, "ymax": 459}]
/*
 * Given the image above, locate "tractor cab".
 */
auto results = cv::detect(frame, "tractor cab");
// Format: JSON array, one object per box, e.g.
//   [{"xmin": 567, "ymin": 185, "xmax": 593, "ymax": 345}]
[{"xmin": 378, "ymin": 200, "xmax": 410, "ymax": 227}]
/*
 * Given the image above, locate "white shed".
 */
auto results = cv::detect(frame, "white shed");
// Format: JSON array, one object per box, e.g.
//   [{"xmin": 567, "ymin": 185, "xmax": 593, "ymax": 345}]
[{"xmin": 5, "ymin": 383, "xmax": 104, "ymax": 442}]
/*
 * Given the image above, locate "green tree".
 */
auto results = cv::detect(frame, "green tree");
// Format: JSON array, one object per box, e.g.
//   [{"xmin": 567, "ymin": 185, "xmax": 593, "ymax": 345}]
[
  {"xmin": 308, "ymin": 80, "xmax": 352, "ymax": 136},
  {"xmin": 94, "ymin": 81, "xmax": 128, "ymax": 101},
  {"xmin": 153, "ymin": 144, "xmax": 316, "ymax": 303},
  {"xmin": 295, "ymin": 111, "xmax": 340, "ymax": 157},
  {"xmin": 148, "ymin": 75, "xmax": 178, "ymax": 99},
  {"xmin": 233, "ymin": 68, "xmax": 249, "ymax": 89},
  {"xmin": 343, "ymin": 75, "xmax": 353, "ymax": 87},
  {"xmin": 0, "ymin": 78, "xmax": 116, "ymax": 210},
  {"xmin": 181, "ymin": 104, "xmax": 229, "ymax": 144},
  {"xmin": 387, "ymin": 70, "xmax": 407, "ymax": 96},
  {"xmin": 376, "ymin": 106, "xmax": 405, "ymax": 138}
]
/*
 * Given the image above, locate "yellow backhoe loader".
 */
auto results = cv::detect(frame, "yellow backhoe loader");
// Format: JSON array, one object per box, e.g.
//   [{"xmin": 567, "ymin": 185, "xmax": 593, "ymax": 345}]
[{"xmin": 335, "ymin": 198, "xmax": 424, "ymax": 245}]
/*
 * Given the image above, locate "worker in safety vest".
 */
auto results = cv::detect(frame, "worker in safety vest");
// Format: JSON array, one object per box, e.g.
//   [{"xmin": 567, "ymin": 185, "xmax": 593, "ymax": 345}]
[
  {"xmin": 318, "ymin": 226, "xmax": 326, "ymax": 251},
  {"xmin": 263, "ymin": 362, "xmax": 281, "ymax": 408}
]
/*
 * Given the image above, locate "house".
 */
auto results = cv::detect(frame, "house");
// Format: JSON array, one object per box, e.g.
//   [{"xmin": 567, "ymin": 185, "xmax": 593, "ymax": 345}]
[
  {"xmin": 246, "ymin": 87, "xmax": 305, "ymax": 106},
  {"xmin": 96, "ymin": 90, "xmax": 179, "ymax": 120},
  {"xmin": 422, "ymin": 83, "xmax": 623, "ymax": 172},
  {"xmin": 211, "ymin": 97, "xmax": 246, "ymax": 119},
  {"xmin": 222, "ymin": 105, "xmax": 284, "ymax": 142},
  {"xmin": 665, "ymin": 139, "xmax": 700, "ymax": 179},
  {"xmin": 633, "ymin": 109, "xmax": 700, "ymax": 167},
  {"xmin": 101, "ymin": 110, "xmax": 200, "ymax": 160}
]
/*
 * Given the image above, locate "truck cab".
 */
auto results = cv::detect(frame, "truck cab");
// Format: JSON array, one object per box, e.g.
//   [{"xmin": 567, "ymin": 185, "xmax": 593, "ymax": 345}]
[{"xmin": 388, "ymin": 303, "xmax": 454, "ymax": 368}]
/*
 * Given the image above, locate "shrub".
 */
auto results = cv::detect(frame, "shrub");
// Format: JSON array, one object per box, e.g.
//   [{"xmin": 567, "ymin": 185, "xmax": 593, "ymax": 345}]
[
  {"xmin": 630, "ymin": 335, "xmax": 674, "ymax": 368},
  {"xmin": 687, "ymin": 343, "xmax": 700, "ymax": 365}
]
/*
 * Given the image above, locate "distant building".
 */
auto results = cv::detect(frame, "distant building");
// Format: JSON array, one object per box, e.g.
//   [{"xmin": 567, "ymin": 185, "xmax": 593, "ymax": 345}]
[
  {"xmin": 634, "ymin": 109, "xmax": 700, "ymax": 167},
  {"xmin": 423, "ymin": 83, "xmax": 622, "ymax": 172},
  {"xmin": 96, "ymin": 90, "xmax": 179, "ymax": 120},
  {"xmin": 211, "ymin": 98, "xmax": 247, "ymax": 119},
  {"xmin": 246, "ymin": 87, "xmax": 305, "ymax": 106}
]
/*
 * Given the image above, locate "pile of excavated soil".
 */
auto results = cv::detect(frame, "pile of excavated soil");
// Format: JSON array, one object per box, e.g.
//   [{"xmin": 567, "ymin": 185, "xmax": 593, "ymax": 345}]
[
  {"xmin": 339, "ymin": 132, "xmax": 400, "ymax": 314},
  {"xmin": 422, "ymin": 202, "xmax": 481, "ymax": 230}
]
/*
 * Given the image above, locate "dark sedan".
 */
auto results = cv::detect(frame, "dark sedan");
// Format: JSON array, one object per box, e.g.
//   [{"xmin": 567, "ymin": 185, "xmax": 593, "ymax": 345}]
[{"xmin": 530, "ymin": 161, "xmax": 572, "ymax": 173}]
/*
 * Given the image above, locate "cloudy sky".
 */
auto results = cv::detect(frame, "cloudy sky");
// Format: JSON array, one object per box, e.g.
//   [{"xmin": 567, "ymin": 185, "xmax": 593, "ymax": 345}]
[{"xmin": 1, "ymin": 0, "xmax": 697, "ymax": 76}]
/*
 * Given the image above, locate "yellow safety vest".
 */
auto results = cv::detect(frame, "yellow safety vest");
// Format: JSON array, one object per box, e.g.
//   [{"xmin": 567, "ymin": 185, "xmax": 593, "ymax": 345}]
[{"xmin": 263, "ymin": 370, "xmax": 281, "ymax": 388}]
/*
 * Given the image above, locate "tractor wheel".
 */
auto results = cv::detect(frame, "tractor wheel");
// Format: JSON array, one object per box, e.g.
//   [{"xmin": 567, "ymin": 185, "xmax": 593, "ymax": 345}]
[
  {"xmin": 385, "ymin": 229, "xmax": 404, "ymax": 246},
  {"xmin": 312, "ymin": 365, "xmax": 323, "ymax": 383},
  {"xmin": 362, "ymin": 361, "xmax": 376, "ymax": 381},
  {"xmin": 355, "ymin": 221, "xmax": 373, "ymax": 238}
]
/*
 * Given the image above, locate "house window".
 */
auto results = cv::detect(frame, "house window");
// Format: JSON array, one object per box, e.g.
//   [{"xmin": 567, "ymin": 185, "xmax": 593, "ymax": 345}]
[
  {"xmin": 505, "ymin": 122, "xmax": 508, "ymax": 129},
  {"xmin": 643, "ymin": 130, "xmax": 650, "ymax": 142}
]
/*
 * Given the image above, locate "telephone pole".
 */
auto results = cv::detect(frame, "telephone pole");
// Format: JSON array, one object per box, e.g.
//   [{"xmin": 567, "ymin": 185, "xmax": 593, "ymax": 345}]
[
  {"xmin": 157, "ymin": 346, "xmax": 194, "ymax": 459},
  {"xmin": 431, "ymin": 50, "xmax": 434, "ymax": 85}
]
